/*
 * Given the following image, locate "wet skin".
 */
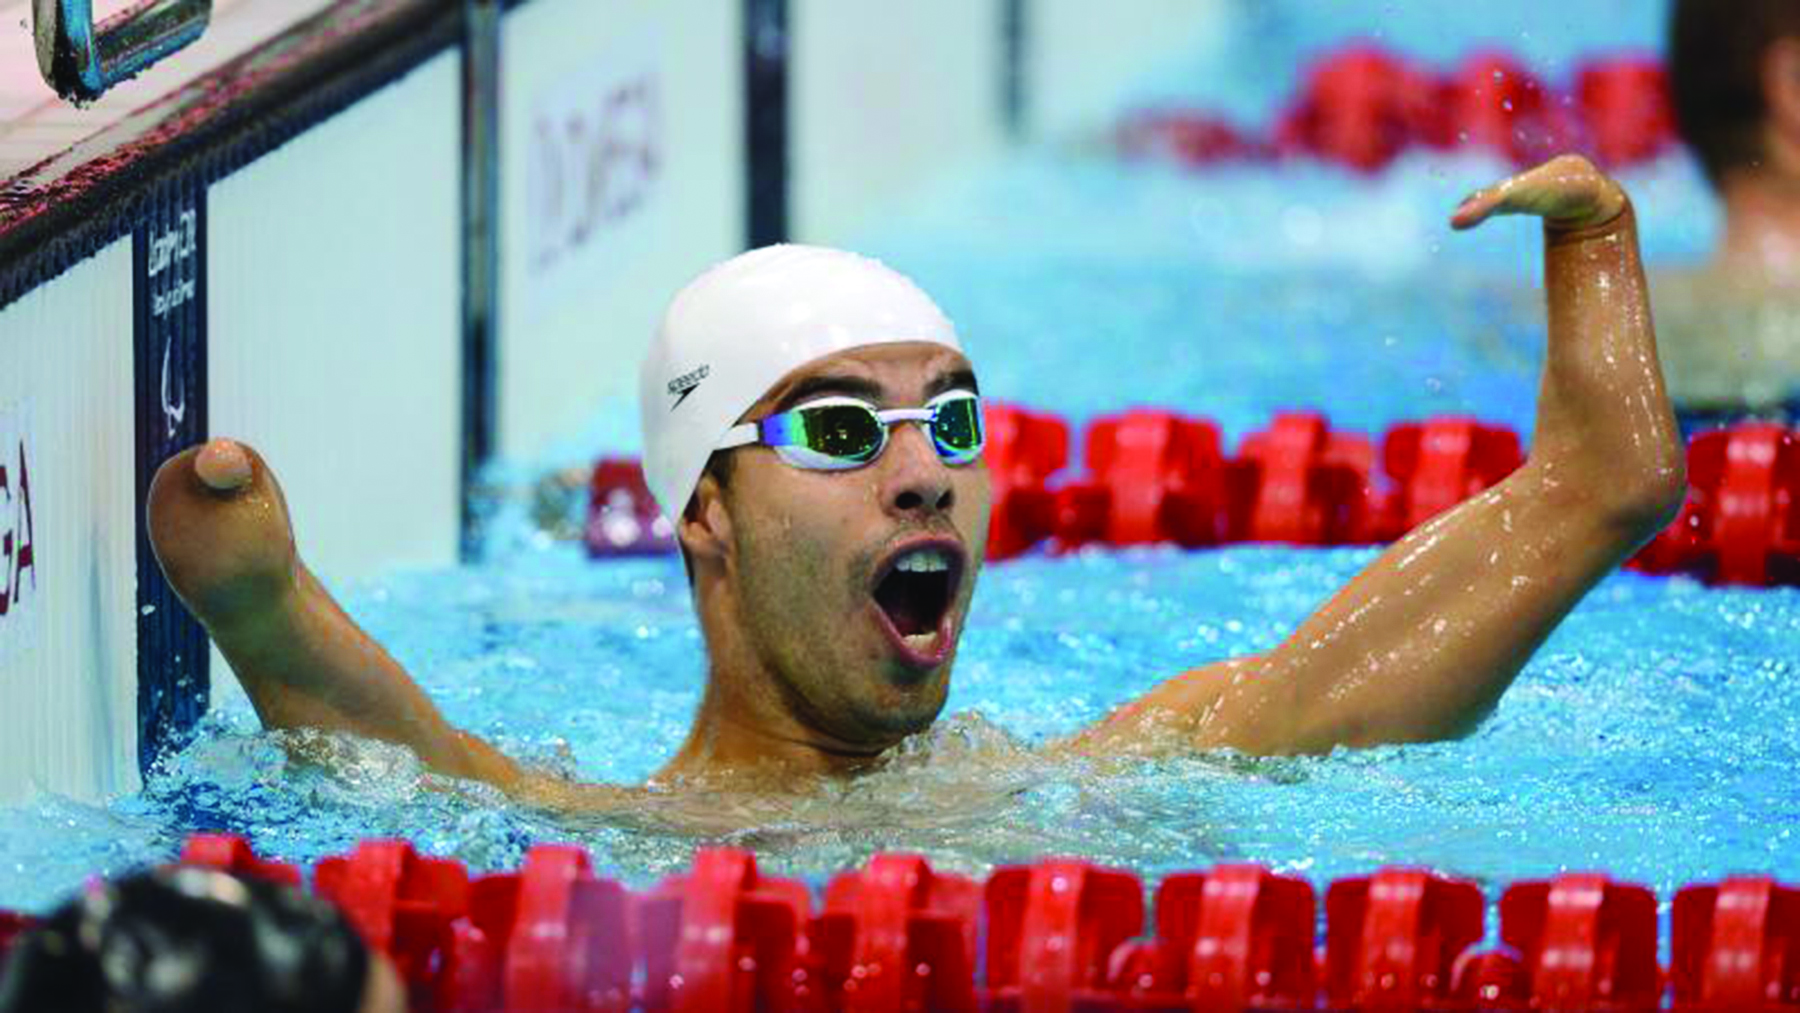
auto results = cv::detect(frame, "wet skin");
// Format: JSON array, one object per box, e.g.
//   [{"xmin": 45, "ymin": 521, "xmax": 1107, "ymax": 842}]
[
  {"xmin": 1703, "ymin": 35, "xmax": 1800, "ymax": 288},
  {"xmin": 659, "ymin": 344, "xmax": 990, "ymax": 781},
  {"xmin": 361, "ymin": 954, "xmax": 406, "ymax": 1013},
  {"xmin": 1647, "ymin": 34, "xmax": 1800, "ymax": 408},
  {"xmin": 147, "ymin": 155, "xmax": 1684, "ymax": 819}
]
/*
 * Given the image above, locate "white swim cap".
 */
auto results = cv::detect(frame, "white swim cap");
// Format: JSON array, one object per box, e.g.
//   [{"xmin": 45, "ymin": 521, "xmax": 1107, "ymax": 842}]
[{"xmin": 639, "ymin": 244, "xmax": 964, "ymax": 520}]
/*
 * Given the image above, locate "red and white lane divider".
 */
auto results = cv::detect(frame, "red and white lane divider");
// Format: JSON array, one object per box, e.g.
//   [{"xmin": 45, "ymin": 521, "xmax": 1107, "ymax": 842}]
[
  {"xmin": 2, "ymin": 833, "xmax": 1794, "ymax": 1011},
  {"xmin": 1117, "ymin": 45, "xmax": 1676, "ymax": 173},
  {"xmin": 585, "ymin": 407, "xmax": 1800, "ymax": 589}
]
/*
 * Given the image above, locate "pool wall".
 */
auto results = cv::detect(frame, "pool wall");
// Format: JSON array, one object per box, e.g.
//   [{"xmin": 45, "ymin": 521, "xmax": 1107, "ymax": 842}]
[
  {"xmin": 208, "ymin": 51, "xmax": 465, "ymax": 585},
  {"xmin": 1023, "ymin": 0, "xmax": 1239, "ymax": 140},
  {"xmin": 495, "ymin": 0, "xmax": 745, "ymax": 461},
  {"xmin": 495, "ymin": 0, "xmax": 1236, "ymax": 458},
  {"xmin": 788, "ymin": 0, "xmax": 1006, "ymax": 242},
  {"xmin": 0, "ymin": 240, "xmax": 138, "ymax": 803},
  {"xmin": 0, "ymin": 0, "xmax": 471, "ymax": 803},
  {"xmin": 0, "ymin": 0, "xmax": 1208, "ymax": 802}
]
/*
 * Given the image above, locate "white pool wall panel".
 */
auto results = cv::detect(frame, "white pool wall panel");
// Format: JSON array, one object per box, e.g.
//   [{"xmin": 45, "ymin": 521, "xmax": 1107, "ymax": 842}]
[
  {"xmin": 209, "ymin": 51, "xmax": 463, "ymax": 586},
  {"xmin": 0, "ymin": 241, "xmax": 139, "ymax": 804},
  {"xmin": 1025, "ymin": 0, "xmax": 1235, "ymax": 141},
  {"xmin": 497, "ymin": 0, "xmax": 745, "ymax": 462},
  {"xmin": 790, "ymin": 0, "xmax": 1006, "ymax": 245},
  {"xmin": 0, "ymin": 0, "xmax": 1251, "ymax": 808}
]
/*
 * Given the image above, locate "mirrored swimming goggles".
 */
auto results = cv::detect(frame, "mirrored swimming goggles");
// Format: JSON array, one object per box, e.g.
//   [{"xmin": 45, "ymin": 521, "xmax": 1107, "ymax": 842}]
[{"xmin": 716, "ymin": 390, "xmax": 985, "ymax": 470}]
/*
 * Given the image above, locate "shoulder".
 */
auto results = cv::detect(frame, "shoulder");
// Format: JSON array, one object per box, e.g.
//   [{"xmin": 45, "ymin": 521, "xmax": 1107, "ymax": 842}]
[
  {"xmin": 1060, "ymin": 655, "xmax": 1269, "ymax": 758},
  {"xmin": 511, "ymin": 771, "xmax": 818, "ymax": 835},
  {"xmin": 513, "ymin": 772, "xmax": 652, "ymax": 815}
]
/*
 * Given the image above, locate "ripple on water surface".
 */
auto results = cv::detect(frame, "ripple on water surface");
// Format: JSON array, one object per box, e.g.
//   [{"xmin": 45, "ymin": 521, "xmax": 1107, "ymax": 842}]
[
  {"xmin": 3, "ymin": 542, "xmax": 1796, "ymax": 912},
  {"xmin": 0, "ymin": 154, "xmax": 1784, "ymax": 912}
]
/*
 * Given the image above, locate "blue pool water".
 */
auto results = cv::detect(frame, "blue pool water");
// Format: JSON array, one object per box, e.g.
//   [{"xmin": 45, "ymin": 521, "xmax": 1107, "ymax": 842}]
[
  {"xmin": 4, "ymin": 0, "xmax": 1795, "ymax": 934},
  {"xmin": 1137, "ymin": 0, "xmax": 1669, "ymax": 127},
  {"xmin": 6, "ymin": 139, "xmax": 1796, "ymax": 923}
]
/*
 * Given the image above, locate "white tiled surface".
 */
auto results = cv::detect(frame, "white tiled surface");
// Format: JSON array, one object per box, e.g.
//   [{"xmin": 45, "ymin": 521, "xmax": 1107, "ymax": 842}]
[
  {"xmin": 496, "ymin": 0, "xmax": 745, "ymax": 460},
  {"xmin": 209, "ymin": 49, "xmax": 463, "ymax": 584},
  {"xmin": 791, "ymin": 0, "xmax": 1005, "ymax": 243},
  {"xmin": 0, "ymin": 239, "xmax": 138, "ymax": 804},
  {"xmin": 0, "ymin": 0, "xmax": 338, "ymax": 179}
]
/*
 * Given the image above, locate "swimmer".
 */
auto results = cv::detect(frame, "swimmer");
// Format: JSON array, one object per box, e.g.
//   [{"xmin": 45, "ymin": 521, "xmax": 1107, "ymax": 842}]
[
  {"xmin": 0, "ymin": 866, "xmax": 403, "ymax": 1013},
  {"xmin": 146, "ymin": 154, "xmax": 1683, "ymax": 818},
  {"xmin": 1656, "ymin": 0, "xmax": 1800, "ymax": 419}
]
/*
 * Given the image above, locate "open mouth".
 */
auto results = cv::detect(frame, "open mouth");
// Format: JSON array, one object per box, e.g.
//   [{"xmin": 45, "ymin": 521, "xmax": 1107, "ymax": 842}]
[{"xmin": 871, "ymin": 540, "xmax": 964, "ymax": 664}]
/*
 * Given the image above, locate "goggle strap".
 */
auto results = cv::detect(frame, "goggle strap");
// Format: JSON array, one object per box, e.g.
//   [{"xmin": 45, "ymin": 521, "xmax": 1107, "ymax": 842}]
[
  {"xmin": 715, "ymin": 392, "xmax": 982, "ymax": 466},
  {"xmin": 716, "ymin": 422, "xmax": 760, "ymax": 450},
  {"xmin": 719, "ymin": 411, "xmax": 842, "ymax": 457}
]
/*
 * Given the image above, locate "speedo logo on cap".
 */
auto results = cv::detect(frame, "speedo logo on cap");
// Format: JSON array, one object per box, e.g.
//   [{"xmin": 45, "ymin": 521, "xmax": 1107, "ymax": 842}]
[{"xmin": 667, "ymin": 364, "xmax": 709, "ymax": 411}]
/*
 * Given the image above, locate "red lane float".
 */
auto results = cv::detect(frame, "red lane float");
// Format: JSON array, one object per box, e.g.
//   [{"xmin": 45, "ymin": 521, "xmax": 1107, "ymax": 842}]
[
  {"xmin": 181, "ymin": 831, "xmax": 304, "ymax": 886},
  {"xmin": 1117, "ymin": 110, "xmax": 1261, "ymax": 166},
  {"xmin": 1672, "ymin": 877, "xmax": 1800, "ymax": 1009},
  {"xmin": 1501, "ymin": 874, "xmax": 1662, "ymax": 1012},
  {"xmin": 1125, "ymin": 42, "xmax": 1679, "ymax": 172},
  {"xmin": 1381, "ymin": 416, "xmax": 1523, "ymax": 535},
  {"xmin": 1447, "ymin": 51, "xmax": 1562, "ymax": 167},
  {"xmin": 816, "ymin": 853, "xmax": 982, "ymax": 1012},
  {"xmin": 1230, "ymin": 411, "xmax": 1383, "ymax": 546},
  {"xmin": 585, "ymin": 458, "xmax": 677, "ymax": 557},
  {"xmin": 1, "ymin": 834, "xmax": 1797, "ymax": 1010},
  {"xmin": 637, "ymin": 848, "xmax": 817, "ymax": 1012},
  {"xmin": 1577, "ymin": 57, "xmax": 1676, "ymax": 169},
  {"xmin": 496, "ymin": 845, "xmax": 631, "ymax": 1012},
  {"xmin": 991, "ymin": 409, "xmax": 1524, "ymax": 556},
  {"xmin": 577, "ymin": 411, "xmax": 1800, "ymax": 588},
  {"xmin": 314, "ymin": 840, "xmax": 466, "ymax": 964},
  {"xmin": 1325, "ymin": 868, "xmax": 1484, "ymax": 1011},
  {"xmin": 1691, "ymin": 424, "xmax": 1800, "ymax": 586},
  {"xmin": 1054, "ymin": 410, "xmax": 1227, "ymax": 550},
  {"xmin": 1629, "ymin": 423, "xmax": 1800, "ymax": 586},
  {"xmin": 313, "ymin": 838, "xmax": 505, "ymax": 1011},
  {"xmin": 984, "ymin": 403, "xmax": 1069, "ymax": 560},
  {"xmin": 984, "ymin": 859, "xmax": 1144, "ymax": 1010},
  {"xmin": 1276, "ymin": 45, "xmax": 1435, "ymax": 173},
  {"xmin": 1129, "ymin": 863, "xmax": 1317, "ymax": 1011},
  {"xmin": 0, "ymin": 910, "xmax": 33, "ymax": 963}
]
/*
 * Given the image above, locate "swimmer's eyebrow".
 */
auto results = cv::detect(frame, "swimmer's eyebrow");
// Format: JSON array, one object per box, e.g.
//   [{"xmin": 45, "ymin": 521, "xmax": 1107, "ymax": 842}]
[
  {"xmin": 769, "ymin": 374, "xmax": 886, "ymax": 413},
  {"xmin": 769, "ymin": 366, "xmax": 980, "ymax": 414},
  {"xmin": 925, "ymin": 368, "xmax": 980, "ymax": 400}
]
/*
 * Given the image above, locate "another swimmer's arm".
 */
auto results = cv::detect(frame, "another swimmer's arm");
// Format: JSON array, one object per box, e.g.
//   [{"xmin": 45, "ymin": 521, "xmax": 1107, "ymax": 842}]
[{"xmin": 1081, "ymin": 155, "xmax": 1685, "ymax": 757}]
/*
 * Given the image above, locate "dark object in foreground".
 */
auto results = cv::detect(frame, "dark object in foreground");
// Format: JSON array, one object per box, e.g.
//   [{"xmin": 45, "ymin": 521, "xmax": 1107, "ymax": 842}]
[{"xmin": 0, "ymin": 865, "xmax": 369, "ymax": 1013}]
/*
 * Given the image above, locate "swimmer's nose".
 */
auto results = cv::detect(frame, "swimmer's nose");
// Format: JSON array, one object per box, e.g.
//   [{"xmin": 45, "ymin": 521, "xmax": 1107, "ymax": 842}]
[{"xmin": 881, "ymin": 420, "xmax": 955, "ymax": 518}]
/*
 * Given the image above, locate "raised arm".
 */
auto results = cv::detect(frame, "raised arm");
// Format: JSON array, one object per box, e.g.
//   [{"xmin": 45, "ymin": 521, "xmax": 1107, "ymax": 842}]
[
  {"xmin": 148, "ymin": 441, "xmax": 632, "ymax": 809},
  {"xmin": 1082, "ymin": 154, "xmax": 1686, "ymax": 757}
]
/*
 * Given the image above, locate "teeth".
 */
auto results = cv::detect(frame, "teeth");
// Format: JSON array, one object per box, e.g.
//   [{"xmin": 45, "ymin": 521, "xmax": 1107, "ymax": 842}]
[
  {"xmin": 895, "ymin": 548, "xmax": 950, "ymax": 573},
  {"xmin": 903, "ymin": 630, "xmax": 940, "ymax": 650}
]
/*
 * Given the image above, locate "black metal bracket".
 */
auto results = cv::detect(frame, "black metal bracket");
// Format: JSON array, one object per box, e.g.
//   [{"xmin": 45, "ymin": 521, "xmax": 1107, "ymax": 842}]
[{"xmin": 460, "ymin": 0, "xmax": 501, "ymax": 560}]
